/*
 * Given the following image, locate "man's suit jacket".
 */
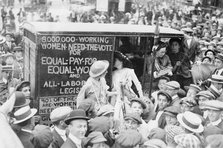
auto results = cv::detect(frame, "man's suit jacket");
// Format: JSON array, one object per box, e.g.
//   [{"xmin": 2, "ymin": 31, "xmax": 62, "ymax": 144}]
[
  {"xmin": 60, "ymin": 137, "xmax": 80, "ymax": 148},
  {"xmin": 16, "ymin": 130, "xmax": 34, "ymax": 148},
  {"xmin": 51, "ymin": 129, "xmax": 64, "ymax": 148},
  {"xmin": 183, "ymin": 37, "xmax": 199, "ymax": 63}
]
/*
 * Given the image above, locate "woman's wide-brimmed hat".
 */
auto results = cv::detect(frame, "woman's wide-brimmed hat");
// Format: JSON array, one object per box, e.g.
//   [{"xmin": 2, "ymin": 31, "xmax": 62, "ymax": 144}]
[
  {"xmin": 89, "ymin": 60, "xmax": 109, "ymax": 78},
  {"xmin": 177, "ymin": 111, "xmax": 204, "ymax": 133},
  {"xmin": 13, "ymin": 105, "xmax": 37, "ymax": 124}
]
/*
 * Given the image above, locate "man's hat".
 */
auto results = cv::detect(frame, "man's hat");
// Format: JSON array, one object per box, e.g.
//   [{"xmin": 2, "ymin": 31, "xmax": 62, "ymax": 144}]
[
  {"xmin": 204, "ymin": 49, "xmax": 215, "ymax": 56},
  {"xmin": 50, "ymin": 106, "xmax": 72, "ymax": 122},
  {"xmin": 89, "ymin": 60, "xmax": 109, "ymax": 78},
  {"xmin": 165, "ymin": 125, "xmax": 185, "ymax": 142},
  {"xmin": 87, "ymin": 131, "xmax": 107, "ymax": 144},
  {"xmin": 13, "ymin": 46, "xmax": 23, "ymax": 52},
  {"xmin": 208, "ymin": 74, "xmax": 223, "ymax": 84},
  {"xmin": 202, "ymin": 56, "xmax": 211, "ymax": 62},
  {"xmin": 207, "ymin": 85, "xmax": 221, "ymax": 98},
  {"xmin": 131, "ymin": 98, "xmax": 147, "ymax": 109},
  {"xmin": 124, "ymin": 113, "xmax": 142, "ymax": 124},
  {"xmin": 165, "ymin": 81, "xmax": 180, "ymax": 90},
  {"xmin": 206, "ymin": 134, "xmax": 223, "ymax": 148},
  {"xmin": 200, "ymin": 100, "xmax": 223, "ymax": 111},
  {"xmin": 13, "ymin": 91, "xmax": 30, "ymax": 108},
  {"xmin": 13, "ymin": 106, "xmax": 37, "ymax": 124},
  {"xmin": 97, "ymin": 104, "xmax": 114, "ymax": 116},
  {"xmin": 144, "ymin": 139, "xmax": 166, "ymax": 148},
  {"xmin": 195, "ymin": 90, "xmax": 215, "ymax": 100},
  {"xmin": 184, "ymin": 84, "xmax": 201, "ymax": 92},
  {"xmin": 157, "ymin": 91, "xmax": 172, "ymax": 102},
  {"xmin": 180, "ymin": 97, "xmax": 197, "ymax": 107},
  {"xmin": 64, "ymin": 109, "xmax": 89, "ymax": 125},
  {"xmin": 177, "ymin": 111, "xmax": 204, "ymax": 133},
  {"xmin": 164, "ymin": 106, "xmax": 181, "ymax": 117}
]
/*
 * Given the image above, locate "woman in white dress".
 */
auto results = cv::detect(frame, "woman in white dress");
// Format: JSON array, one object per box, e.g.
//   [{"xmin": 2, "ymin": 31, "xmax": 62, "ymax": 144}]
[{"xmin": 112, "ymin": 51, "xmax": 144, "ymax": 129}]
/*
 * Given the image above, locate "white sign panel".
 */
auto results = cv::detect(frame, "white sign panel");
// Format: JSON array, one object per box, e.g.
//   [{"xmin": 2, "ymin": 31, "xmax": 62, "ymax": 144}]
[{"xmin": 96, "ymin": 0, "xmax": 108, "ymax": 12}]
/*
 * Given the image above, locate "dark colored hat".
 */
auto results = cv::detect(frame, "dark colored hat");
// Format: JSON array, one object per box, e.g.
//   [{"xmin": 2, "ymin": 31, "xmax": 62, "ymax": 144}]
[
  {"xmin": 131, "ymin": 98, "xmax": 147, "ymax": 109},
  {"xmin": 78, "ymin": 99, "xmax": 95, "ymax": 114},
  {"xmin": 13, "ymin": 91, "xmax": 30, "ymax": 108},
  {"xmin": 87, "ymin": 131, "xmax": 107, "ymax": 144},
  {"xmin": 202, "ymin": 56, "xmax": 211, "ymax": 62},
  {"xmin": 16, "ymin": 81, "xmax": 30, "ymax": 91},
  {"xmin": 169, "ymin": 38, "xmax": 182, "ymax": 45},
  {"xmin": 164, "ymin": 106, "xmax": 181, "ymax": 117},
  {"xmin": 124, "ymin": 112, "xmax": 142, "ymax": 124},
  {"xmin": 88, "ymin": 116, "xmax": 111, "ymax": 134},
  {"xmin": 116, "ymin": 130, "xmax": 143, "ymax": 147},
  {"xmin": 204, "ymin": 49, "xmax": 215, "ymax": 56},
  {"xmin": 4, "ymin": 32, "xmax": 13, "ymax": 37},
  {"xmin": 64, "ymin": 109, "xmax": 89, "ymax": 125},
  {"xmin": 158, "ymin": 76, "xmax": 170, "ymax": 82},
  {"xmin": 157, "ymin": 91, "xmax": 172, "ymax": 102},
  {"xmin": 13, "ymin": 46, "xmax": 23, "ymax": 52},
  {"xmin": 148, "ymin": 128, "xmax": 166, "ymax": 142}
]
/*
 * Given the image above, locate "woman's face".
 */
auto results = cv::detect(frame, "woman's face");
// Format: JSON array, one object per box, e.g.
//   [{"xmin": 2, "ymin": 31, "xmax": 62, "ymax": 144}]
[
  {"xmin": 171, "ymin": 41, "xmax": 180, "ymax": 54},
  {"xmin": 156, "ymin": 47, "xmax": 166, "ymax": 58}
]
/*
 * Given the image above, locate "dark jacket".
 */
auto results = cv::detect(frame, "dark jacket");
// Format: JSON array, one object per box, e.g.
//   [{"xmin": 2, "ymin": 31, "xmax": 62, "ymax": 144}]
[
  {"xmin": 16, "ymin": 130, "xmax": 34, "ymax": 148},
  {"xmin": 61, "ymin": 137, "xmax": 84, "ymax": 148},
  {"xmin": 51, "ymin": 129, "xmax": 64, "ymax": 148}
]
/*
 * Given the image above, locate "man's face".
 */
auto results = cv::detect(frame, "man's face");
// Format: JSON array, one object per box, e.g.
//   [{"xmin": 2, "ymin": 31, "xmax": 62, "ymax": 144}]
[
  {"xmin": 14, "ymin": 50, "xmax": 23, "ymax": 58},
  {"xmin": 158, "ymin": 79, "xmax": 167, "ymax": 90},
  {"xmin": 207, "ymin": 109, "xmax": 222, "ymax": 122},
  {"xmin": 165, "ymin": 115, "xmax": 178, "ymax": 125},
  {"xmin": 69, "ymin": 119, "xmax": 87, "ymax": 139},
  {"xmin": 171, "ymin": 41, "xmax": 180, "ymax": 54},
  {"xmin": 157, "ymin": 94, "xmax": 169, "ymax": 110},
  {"xmin": 21, "ymin": 86, "xmax": 31, "ymax": 99},
  {"xmin": 186, "ymin": 89, "xmax": 196, "ymax": 98},
  {"xmin": 214, "ymin": 58, "xmax": 223, "ymax": 69},
  {"xmin": 5, "ymin": 35, "xmax": 11, "ymax": 42},
  {"xmin": 198, "ymin": 96, "xmax": 209, "ymax": 105},
  {"xmin": 124, "ymin": 119, "xmax": 139, "ymax": 130},
  {"xmin": 131, "ymin": 102, "xmax": 143, "ymax": 115}
]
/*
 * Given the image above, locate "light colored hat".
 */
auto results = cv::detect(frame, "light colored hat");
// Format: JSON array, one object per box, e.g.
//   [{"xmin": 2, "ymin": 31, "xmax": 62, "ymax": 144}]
[
  {"xmin": 180, "ymin": 97, "xmax": 197, "ymax": 107},
  {"xmin": 177, "ymin": 111, "xmax": 204, "ymax": 133},
  {"xmin": 181, "ymin": 27, "xmax": 193, "ymax": 33},
  {"xmin": 174, "ymin": 134, "xmax": 201, "ymax": 148},
  {"xmin": 89, "ymin": 60, "xmax": 109, "ymax": 78},
  {"xmin": 13, "ymin": 106, "xmax": 37, "ymax": 124},
  {"xmin": 50, "ymin": 106, "xmax": 72, "ymax": 122},
  {"xmin": 195, "ymin": 90, "xmax": 215, "ymax": 100},
  {"xmin": 165, "ymin": 81, "xmax": 180, "ymax": 90},
  {"xmin": 206, "ymin": 85, "xmax": 221, "ymax": 99},
  {"xmin": 124, "ymin": 112, "xmax": 142, "ymax": 124},
  {"xmin": 184, "ymin": 84, "xmax": 201, "ymax": 92},
  {"xmin": 208, "ymin": 74, "xmax": 223, "ymax": 84},
  {"xmin": 97, "ymin": 104, "xmax": 114, "ymax": 116},
  {"xmin": 200, "ymin": 100, "xmax": 223, "ymax": 111},
  {"xmin": 87, "ymin": 131, "xmax": 107, "ymax": 144},
  {"xmin": 144, "ymin": 139, "xmax": 166, "ymax": 148},
  {"xmin": 164, "ymin": 106, "xmax": 181, "ymax": 117}
]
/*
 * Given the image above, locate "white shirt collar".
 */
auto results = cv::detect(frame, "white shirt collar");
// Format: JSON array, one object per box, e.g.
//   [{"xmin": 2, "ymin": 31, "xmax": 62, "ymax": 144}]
[
  {"xmin": 68, "ymin": 133, "xmax": 82, "ymax": 148},
  {"xmin": 54, "ymin": 126, "xmax": 67, "ymax": 141},
  {"xmin": 209, "ymin": 118, "xmax": 222, "ymax": 126},
  {"xmin": 21, "ymin": 128, "xmax": 33, "ymax": 134}
]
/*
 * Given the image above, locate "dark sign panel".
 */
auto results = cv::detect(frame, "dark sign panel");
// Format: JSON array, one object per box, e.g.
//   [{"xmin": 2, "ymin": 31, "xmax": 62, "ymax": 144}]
[{"xmin": 37, "ymin": 35, "xmax": 114, "ymax": 124}]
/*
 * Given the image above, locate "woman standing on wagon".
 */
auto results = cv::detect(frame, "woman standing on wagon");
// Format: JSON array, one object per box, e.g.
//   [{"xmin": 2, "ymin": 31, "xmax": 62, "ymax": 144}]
[{"xmin": 77, "ymin": 60, "xmax": 117, "ymax": 112}]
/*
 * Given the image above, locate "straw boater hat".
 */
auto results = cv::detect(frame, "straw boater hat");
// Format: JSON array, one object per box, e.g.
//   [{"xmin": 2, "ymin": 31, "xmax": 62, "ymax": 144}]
[
  {"xmin": 177, "ymin": 111, "xmax": 204, "ymax": 133},
  {"xmin": 208, "ymin": 74, "xmax": 223, "ymax": 84},
  {"xmin": 89, "ymin": 60, "xmax": 109, "ymax": 78},
  {"xmin": 195, "ymin": 90, "xmax": 215, "ymax": 101},
  {"xmin": 200, "ymin": 100, "xmax": 223, "ymax": 111},
  {"xmin": 206, "ymin": 85, "xmax": 221, "ymax": 99},
  {"xmin": 13, "ymin": 106, "xmax": 37, "ymax": 124},
  {"xmin": 215, "ymin": 53, "xmax": 223, "ymax": 61}
]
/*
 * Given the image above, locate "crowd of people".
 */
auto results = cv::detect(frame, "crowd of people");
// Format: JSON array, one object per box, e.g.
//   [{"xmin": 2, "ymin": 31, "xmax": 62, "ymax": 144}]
[{"xmin": 1, "ymin": 0, "xmax": 223, "ymax": 148}]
